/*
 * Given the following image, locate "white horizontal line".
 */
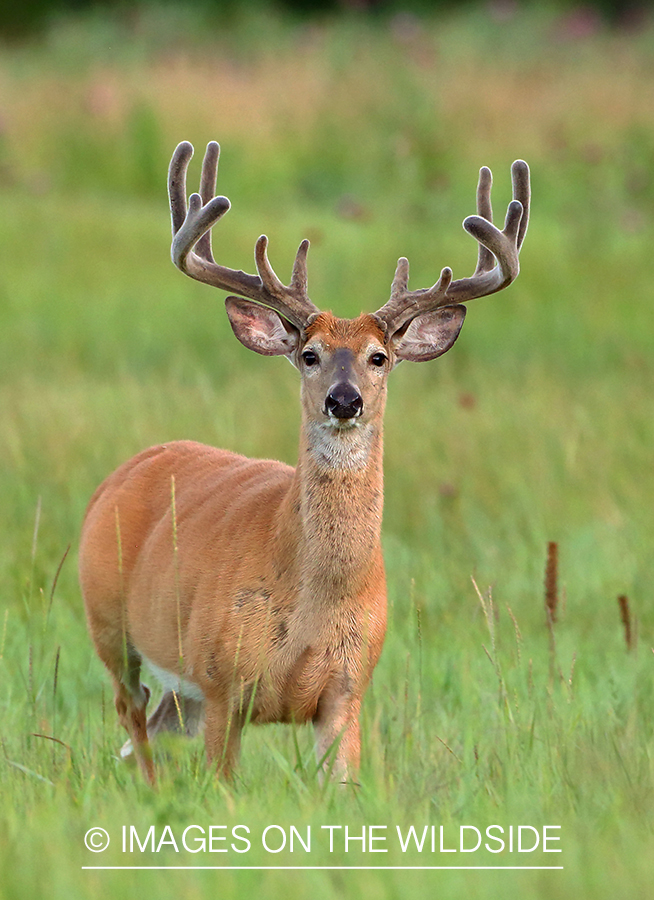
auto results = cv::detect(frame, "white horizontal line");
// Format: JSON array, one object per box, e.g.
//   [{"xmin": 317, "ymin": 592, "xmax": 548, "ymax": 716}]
[{"xmin": 82, "ymin": 866, "xmax": 564, "ymax": 871}]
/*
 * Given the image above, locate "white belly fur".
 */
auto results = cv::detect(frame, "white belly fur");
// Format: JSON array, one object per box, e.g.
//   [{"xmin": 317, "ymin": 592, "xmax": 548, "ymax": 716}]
[{"xmin": 142, "ymin": 655, "xmax": 206, "ymax": 703}]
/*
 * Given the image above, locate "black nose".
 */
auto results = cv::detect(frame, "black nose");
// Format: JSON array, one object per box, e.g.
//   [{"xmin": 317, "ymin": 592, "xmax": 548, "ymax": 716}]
[{"xmin": 325, "ymin": 383, "xmax": 363, "ymax": 420}]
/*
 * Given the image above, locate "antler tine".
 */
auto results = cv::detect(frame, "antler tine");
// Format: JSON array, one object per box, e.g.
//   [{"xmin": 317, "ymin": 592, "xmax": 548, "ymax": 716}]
[
  {"xmin": 291, "ymin": 239, "xmax": 310, "ymax": 295},
  {"xmin": 374, "ymin": 160, "xmax": 530, "ymax": 333},
  {"xmin": 196, "ymin": 141, "xmax": 220, "ymax": 262},
  {"xmin": 474, "ymin": 166, "xmax": 494, "ymax": 276},
  {"xmin": 255, "ymin": 234, "xmax": 289, "ymax": 298},
  {"xmin": 169, "ymin": 140, "xmax": 194, "ymax": 234},
  {"xmin": 511, "ymin": 159, "xmax": 530, "ymax": 251},
  {"xmin": 168, "ymin": 141, "xmax": 319, "ymax": 330},
  {"xmin": 390, "ymin": 257, "xmax": 410, "ymax": 300},
  {"xmin": 253, "ymin": 236, "xmax": 319, "ymax": 329}
]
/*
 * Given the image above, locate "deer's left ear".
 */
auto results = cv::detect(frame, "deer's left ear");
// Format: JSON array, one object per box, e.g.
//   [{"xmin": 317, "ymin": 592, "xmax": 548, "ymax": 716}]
[
  {"xmin": 225, "ymin": 296, "xmax": 300, "ymax": 358},
  {"xmin": 391, "ymin": 305, "xmax": 466, "ymax": 363}
]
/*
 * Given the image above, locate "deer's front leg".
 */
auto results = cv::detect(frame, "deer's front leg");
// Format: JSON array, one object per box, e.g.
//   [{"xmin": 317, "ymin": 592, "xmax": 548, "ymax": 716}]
[
  {"xmin": 313, "ymin": 679, "xmax": 362, "ymax": 784},
  {"xmin": 203, "ymin": 695, "xmax": 243, "ymax": 781}
]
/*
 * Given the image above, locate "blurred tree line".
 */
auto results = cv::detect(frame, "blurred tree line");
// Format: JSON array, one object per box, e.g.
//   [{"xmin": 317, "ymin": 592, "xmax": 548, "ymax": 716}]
[{"xmin": 1, "ymin": 0, "xmax": 647, "ymax": 40}]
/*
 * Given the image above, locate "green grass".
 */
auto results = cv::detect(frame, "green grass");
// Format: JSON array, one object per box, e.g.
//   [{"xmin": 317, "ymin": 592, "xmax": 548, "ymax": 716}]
[{"xmin": 1, "ymin": 5, "xmax": 654, "ymax": 898}]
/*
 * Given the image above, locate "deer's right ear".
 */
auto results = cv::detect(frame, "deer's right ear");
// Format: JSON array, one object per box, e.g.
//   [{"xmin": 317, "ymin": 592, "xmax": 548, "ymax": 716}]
[{"xmin": 225, "ymin": 297, "xmax": 301, "ymax": 359}]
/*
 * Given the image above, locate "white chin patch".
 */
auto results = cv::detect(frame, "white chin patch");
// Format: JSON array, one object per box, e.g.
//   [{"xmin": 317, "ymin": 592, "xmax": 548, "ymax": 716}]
[
  {"xmin": 308, "ymin": 419, "xmax": 374, "ymax": 471},
  {"xmin": 326, "ymin": 415, "xmax": 359, "ymax": 429}
]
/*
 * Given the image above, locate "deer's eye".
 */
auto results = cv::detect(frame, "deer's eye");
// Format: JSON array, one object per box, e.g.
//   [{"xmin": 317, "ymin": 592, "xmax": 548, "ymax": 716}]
[
  {"xmin": 369, "ymin": 352, "xmax": 387, "ymax": 368},
  {"xmin": 302, "ymin": 350, "xmax": 319, "ymax": 367}
]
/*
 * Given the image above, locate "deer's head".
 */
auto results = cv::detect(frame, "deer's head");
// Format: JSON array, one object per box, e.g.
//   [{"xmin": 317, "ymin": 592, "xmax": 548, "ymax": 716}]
[{"xmin": 169, "ymin": 142, "xmax": 529, "ymax": 432}]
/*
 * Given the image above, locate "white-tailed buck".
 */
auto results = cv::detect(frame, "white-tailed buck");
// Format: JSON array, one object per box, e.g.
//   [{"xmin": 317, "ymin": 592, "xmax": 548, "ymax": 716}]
[{"xmin": 79, "ymin": 141, "xmax": 529, "ymax": 785}]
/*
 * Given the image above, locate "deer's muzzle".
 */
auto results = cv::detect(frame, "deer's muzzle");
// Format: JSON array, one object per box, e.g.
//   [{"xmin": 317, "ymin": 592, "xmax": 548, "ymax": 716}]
[{"xmin": 325, "ymin": 383, "xmax": 363, "ymax": 420}]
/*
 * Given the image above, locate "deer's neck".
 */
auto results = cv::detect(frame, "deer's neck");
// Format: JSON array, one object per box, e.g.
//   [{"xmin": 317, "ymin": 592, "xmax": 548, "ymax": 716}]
[{"xmin": 280, "ymin": 417, "xmax": 384, "ymax": 602}]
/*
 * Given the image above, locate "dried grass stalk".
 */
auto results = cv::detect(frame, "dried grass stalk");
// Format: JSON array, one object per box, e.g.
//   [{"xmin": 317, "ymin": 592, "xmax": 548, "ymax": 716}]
[
  {"xmin": 544, "ymin": 541, "xmax": 559, "ymax": 625},
  {"xmin": 618, "ymin": 594, "xmax": 633, "ymax": 652}
]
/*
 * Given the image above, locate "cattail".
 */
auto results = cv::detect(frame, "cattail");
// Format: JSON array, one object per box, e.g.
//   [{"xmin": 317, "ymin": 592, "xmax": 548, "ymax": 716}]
[
  {"xmin": 544, "ymin": 541, "xmax": 559, "ymax": 624},
  {"xmin": 618, "ymin": 595, "xmax": 633, "ymax": 651}
]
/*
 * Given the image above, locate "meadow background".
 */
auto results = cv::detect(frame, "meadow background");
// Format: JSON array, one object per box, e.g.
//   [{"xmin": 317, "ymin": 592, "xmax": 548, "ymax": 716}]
[{"xmin": 1, "ymin": 2, "xmax": 653, "ymax": 898}]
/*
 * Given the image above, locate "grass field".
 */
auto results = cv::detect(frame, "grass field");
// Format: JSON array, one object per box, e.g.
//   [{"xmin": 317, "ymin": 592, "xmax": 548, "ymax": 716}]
[{"xmin": 1, "ymin": 4, "xmax": 654, "ymax": 898}]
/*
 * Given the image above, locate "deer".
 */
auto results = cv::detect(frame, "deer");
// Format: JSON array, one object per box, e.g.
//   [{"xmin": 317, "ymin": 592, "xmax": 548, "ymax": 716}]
[{"xmin": 78, "ymin": 141, "xmax": 529, "ymax": 786}]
